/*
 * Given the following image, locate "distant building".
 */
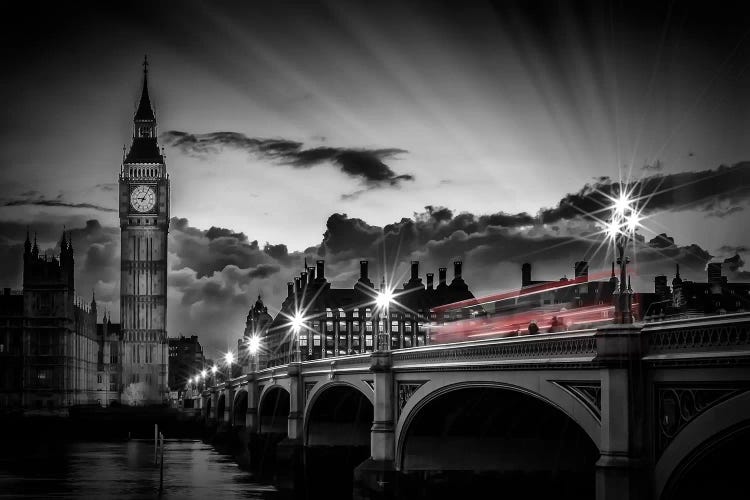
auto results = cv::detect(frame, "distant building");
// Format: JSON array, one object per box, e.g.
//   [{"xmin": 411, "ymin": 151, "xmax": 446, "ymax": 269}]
[
  {"xmin": 646, "ymin": 262, "xmax": 750, "ymax": 319},
  {"xmin": 0, "ymin": 232, "xmax": 105, "ymax": 410},
  {"xmin": 238, "ymin": 296, "xmax": 273, "ymax": 371},
  {"xmin": 513, "ymin": 261, "xmax": 617, "ymax": 312},
  {"xmin": 168, "ymin": 335, "xmax": 206, "ymax": 391},
  {"xmin": 96, "ymin": 313, "xmax": 122, "ymax": 407},
  {"xmin": 253, "ymin": 259, "xmax": 473, "ymax": 368}
]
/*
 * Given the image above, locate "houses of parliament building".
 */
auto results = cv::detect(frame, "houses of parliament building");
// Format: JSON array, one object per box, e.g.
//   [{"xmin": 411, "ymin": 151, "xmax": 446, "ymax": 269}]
[{"xmin": 0, "ymin": 59, "xmax": 169, "ymax": 410}]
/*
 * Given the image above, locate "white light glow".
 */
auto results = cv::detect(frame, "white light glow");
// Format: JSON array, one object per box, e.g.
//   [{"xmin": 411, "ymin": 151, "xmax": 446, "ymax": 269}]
[
  {"xmin": 247, "ymin": 335, "xmax": 261, "ymax": 355},
  {"xmin": 626, "ymin": 212, "xmax": 641, "ymax": 232},
  {"xmin": 201, "ymin": 369, "xmax": 207, "ymax": 378},
  {"xmin": 224, "ymin": 351, "xmax": 234, "ymax": 365},
  {"xmin": 376, "ymin": 288, "xmax": 394, "ymax": 309},
  {"xmin": 613, "ymin": 192, "xmax": 631, "ymax": 215},
  {"xmin": 291, "ymin": 312, "xmax": 304, "ymax": 333},
  {"xmin": 211, "ymin": 365, "xmax": 218, "ymax": 374}
]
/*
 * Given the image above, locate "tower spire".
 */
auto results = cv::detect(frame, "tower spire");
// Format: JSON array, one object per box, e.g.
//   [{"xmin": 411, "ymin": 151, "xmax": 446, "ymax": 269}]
[
  {"xmin": 24, "ymin": 227, "xmax": 31, "ymax": 255},
  {"xmin": 60, "ymin": 230, "xmax": 67, "ymax": 257},
  {"xmin": 134, "ymin": 55, "xmax": 155, "ymax": 122}
]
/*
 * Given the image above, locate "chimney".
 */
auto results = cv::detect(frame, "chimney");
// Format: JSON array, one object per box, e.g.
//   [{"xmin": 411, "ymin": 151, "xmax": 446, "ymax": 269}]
[
  {"xmin": 308, "ymin": 266, "xmax": 316, "ymax": 280},
  {"xmin": 426, "ymin": 273, "xmax": 434, "ymax": 290},
  {"xmin": 360, "ymin": 260, "xmax": 369, "ymax": 281},
  {"xmin": 411, "ymin": 261, "xmax": 419, "ymax": 281},
  {"xmin": 316, "ymin": 260, "xmax": 325, "ymax": 281},
  {"xmin": 574, "ymin": 261, "xmax": 589, "ymax": 279},
  {"xmin": 454, "ymin": 261, "xmax": 462, "ymax": 280},
  {"xmin": 522, "ymin": 263, "xmax": 531, "ymax": 286},
  {"xmin": 707, "ymin": 262, "xmax": 722, "ymax": 285},
  {"xmin": 287, "ymin": 282, "xmax": 294, "ymax": 297},
  {"xmin": 438, "ymin": 267, "xmax": 447, "ymax": 286},
  {"xmin": 654, "ymin": 275, "xmax": 668, "ymax": 298},
  {"xmin": 300, "ymin": 271, "xmax": 308, "ymax": 288},
  {"xmin": 294, "ymin": 277, "xmax": 301, "ymax": 294}
]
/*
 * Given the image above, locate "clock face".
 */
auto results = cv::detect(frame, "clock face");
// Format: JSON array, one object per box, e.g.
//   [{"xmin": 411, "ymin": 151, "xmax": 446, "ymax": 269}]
[{"xmin": 130, "ymin": 185, "xmax": 156, "ymax": 213}]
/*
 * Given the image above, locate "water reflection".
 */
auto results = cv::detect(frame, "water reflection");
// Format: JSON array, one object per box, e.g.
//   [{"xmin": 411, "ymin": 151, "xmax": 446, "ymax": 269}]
[{"xmin": 0, "ymin": 440, "xmax": 277, "ymax": 499}]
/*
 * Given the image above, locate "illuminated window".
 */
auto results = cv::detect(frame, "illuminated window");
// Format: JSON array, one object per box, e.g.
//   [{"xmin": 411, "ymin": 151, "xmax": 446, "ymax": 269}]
[
  {"xmin": 339, "ymin": 321, "xmax": 347, "ymax": 331},
  {"xmin": 365, "ymin": 335, "xmax": 373, "ymax": 347},
  {"xmin": 365, "ymin": 321, "xmax": 373, "ymax": 332},
  {"xmin": 391, "ymin": 321, "xmax": 400, "ymax": 332},
  {"xmin": 313, "ymin": 334, "xmax": 321, "ymax": 346}
]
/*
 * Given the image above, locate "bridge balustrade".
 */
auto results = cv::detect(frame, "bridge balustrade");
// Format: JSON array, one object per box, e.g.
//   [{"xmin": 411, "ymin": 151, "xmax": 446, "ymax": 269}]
[{"xmin": 198, "ymin": 313, "xmax": 750, "ymax": 500}]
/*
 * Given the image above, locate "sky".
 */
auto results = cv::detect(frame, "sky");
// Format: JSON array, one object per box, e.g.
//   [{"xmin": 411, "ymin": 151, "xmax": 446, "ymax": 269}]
[{"xmin": 1, "ymin": 0, "xmax": 749, "ymax": 358}]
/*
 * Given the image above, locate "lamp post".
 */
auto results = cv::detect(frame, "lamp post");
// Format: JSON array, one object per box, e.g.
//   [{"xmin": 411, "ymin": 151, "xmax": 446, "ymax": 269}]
[
  {"xmin": 224, "ymin": 351, "xmax": 235, "ymax": 381},
  {"xmin": 291, "ymin": 312, "xmax": 304, "ymax": 363},
  {"xmin": 245, "ymin": 335, "xmax": 261, "ymax": 372},
  {"xmin": 607, "ymin": 191, "xmax": 639, "ymax": 324},
  {"xmin": 376, "ymin": 287, "xmax": 394, "ymax": 351}
]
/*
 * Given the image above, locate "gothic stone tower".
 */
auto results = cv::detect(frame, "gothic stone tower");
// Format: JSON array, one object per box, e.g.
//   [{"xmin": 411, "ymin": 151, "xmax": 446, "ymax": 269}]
[{"xmin": 118, "ymin": 57, "xmax": 170, "ymax": 404}]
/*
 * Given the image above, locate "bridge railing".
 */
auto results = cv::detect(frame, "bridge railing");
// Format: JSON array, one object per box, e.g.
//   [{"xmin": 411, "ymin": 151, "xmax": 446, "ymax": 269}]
[
  {"xmin": 392, "ymin": 327, "xmax": 599, "ymax": 368},
  {"xmin": 642, "ymin": 311, "xmax": 750, "ymax": 361}
]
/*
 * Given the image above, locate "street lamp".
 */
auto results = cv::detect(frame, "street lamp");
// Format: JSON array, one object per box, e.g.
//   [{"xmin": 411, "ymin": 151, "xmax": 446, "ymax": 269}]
[
  {"xmin": 224, "ymin": 351, "xmax": 235, "ymax": 379},
  {"xmin": 606, "ymin": 188, "xmax": 640, "ymax": 324},
  {"xmin": 291, "ymin": 311, "xmax": 304, "ymax": 362},
  {"xmin": 244, "ymin": 335, "xmax": 261, "ymax": 371},
  {"xmin": 375, "ymin": 287, "xmax": 394, "ymax": 351}
]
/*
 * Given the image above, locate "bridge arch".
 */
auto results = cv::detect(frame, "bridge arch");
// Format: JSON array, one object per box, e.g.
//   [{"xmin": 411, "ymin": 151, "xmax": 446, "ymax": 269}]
[
  {"xmin": 395, "ymin": 377, "xmax": 601, "ymax": 455},
  {"xmin": 303, "ymin": 381, "xmax": 374, "ymax": 447},
  {"xmin": 396, "ymin": 381, "xmax": 599, "ymax": 498},
  {"xmin": 258, "ymin": 385, "xmax": 290, "ymax": 434},
  {"xmin": 303, "ymin": 381, "xmax": 375, "ymax": 499},
  {"xmin": 232, "ymin": 388, "xmax": 248, "ymax": 427},
  {"xmin": 656, "ymin": 390, "xmax": 750, "ymax": 499}
]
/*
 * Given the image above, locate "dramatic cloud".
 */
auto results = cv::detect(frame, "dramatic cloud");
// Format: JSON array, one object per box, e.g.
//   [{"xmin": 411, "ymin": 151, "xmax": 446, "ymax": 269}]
[
  {"xmin": 2, "ymin": 195, "xmax": 116, "ymax": 213},
  {"xmin": 2, "ymin": 163, "xmax": 747, "ymax": 357},
  {"xmin": 162, "ymin": 130, "xmax": 411, "ymax": 187},
  {"xmin": 539, "ymin": 162, "xmax": 750, "ymax": 223}
]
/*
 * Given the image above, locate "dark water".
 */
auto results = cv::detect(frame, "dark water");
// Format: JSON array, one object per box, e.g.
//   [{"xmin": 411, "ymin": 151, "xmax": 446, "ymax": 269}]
[{"xmin": 0, "ymin": 440, "xmax": 278, "ymax": 499}]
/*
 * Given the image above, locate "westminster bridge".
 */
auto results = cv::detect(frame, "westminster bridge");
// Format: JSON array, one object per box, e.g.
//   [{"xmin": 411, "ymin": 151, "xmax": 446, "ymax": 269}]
[{"xmin": 198, "ymin": 312, "xmax": 750, "ymax": 499}]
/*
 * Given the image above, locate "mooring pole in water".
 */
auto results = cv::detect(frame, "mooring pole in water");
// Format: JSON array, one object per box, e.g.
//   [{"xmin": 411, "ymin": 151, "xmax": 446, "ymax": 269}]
[
  {"xmin": 154, "ymin": 424, "xmax": 158, "ymax": 465},
  {"xmin": 158, "ymin": 432, "xmax": 165, "ymax": 494}
]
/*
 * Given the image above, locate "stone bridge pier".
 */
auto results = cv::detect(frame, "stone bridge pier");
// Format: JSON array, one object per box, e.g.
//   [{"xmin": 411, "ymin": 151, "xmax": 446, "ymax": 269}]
[{"xmin": 198, "ymin": 313, "xmax": 750, "ymax": 499}]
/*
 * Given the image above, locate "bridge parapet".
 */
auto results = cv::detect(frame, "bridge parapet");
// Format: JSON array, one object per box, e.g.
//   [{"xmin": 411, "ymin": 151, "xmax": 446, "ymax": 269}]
[
  {"xmin": 642, "ymin": 312, "xmax": 750, "ymax": 363},
  {"xmin": 391, "ymin": 328, "xmax": 599, "ymax": 369}
]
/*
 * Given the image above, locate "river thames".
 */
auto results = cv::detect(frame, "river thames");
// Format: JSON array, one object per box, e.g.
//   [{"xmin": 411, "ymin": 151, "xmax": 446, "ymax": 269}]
[{"xmin": 0, "ymin": 439, "xmax": 277, "ymax": 499}]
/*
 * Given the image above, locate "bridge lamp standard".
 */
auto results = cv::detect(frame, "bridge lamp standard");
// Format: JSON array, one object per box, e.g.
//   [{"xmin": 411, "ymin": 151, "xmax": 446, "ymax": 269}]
[
  {"xmin": 375, "ymin": 287, "xmax": 395, "ymax": 351},
  {"xmin": 244, "ymin": 334, "xmax": 261, "ymax": 371},
  {"xmin": 224, "ymin": 351, "xmax": 235, "ymax": 381},
  {"xmin": 605, "ymin": 188, "xmax": 641, "ymax": 324},
  {"xmin": 291, "ymin": 312, "xmax": 305, "ymax": 362}
]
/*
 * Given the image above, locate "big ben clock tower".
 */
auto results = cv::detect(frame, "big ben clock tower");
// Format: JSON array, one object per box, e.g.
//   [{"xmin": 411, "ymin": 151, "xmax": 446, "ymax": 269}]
[{"xmin": 119, "ymin": 57, "xmax": 169, "ymax": 404}]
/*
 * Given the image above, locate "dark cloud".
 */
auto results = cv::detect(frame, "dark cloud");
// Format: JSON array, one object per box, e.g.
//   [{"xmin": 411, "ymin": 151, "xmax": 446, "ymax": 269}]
[
  {"xmin": 162, "ymin": 130, "xmax": 411, "ymax": 188},
  {"xmin": 2, "ymin": 196, "xmax": 116, "ymax": 213},
  {"xmin": 163, "ymin": 129, "xmax": 412, "ymax": 199},
  {"xmin": 539, "ymin": 162, "xmax": 750, "ymax": 223}
]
